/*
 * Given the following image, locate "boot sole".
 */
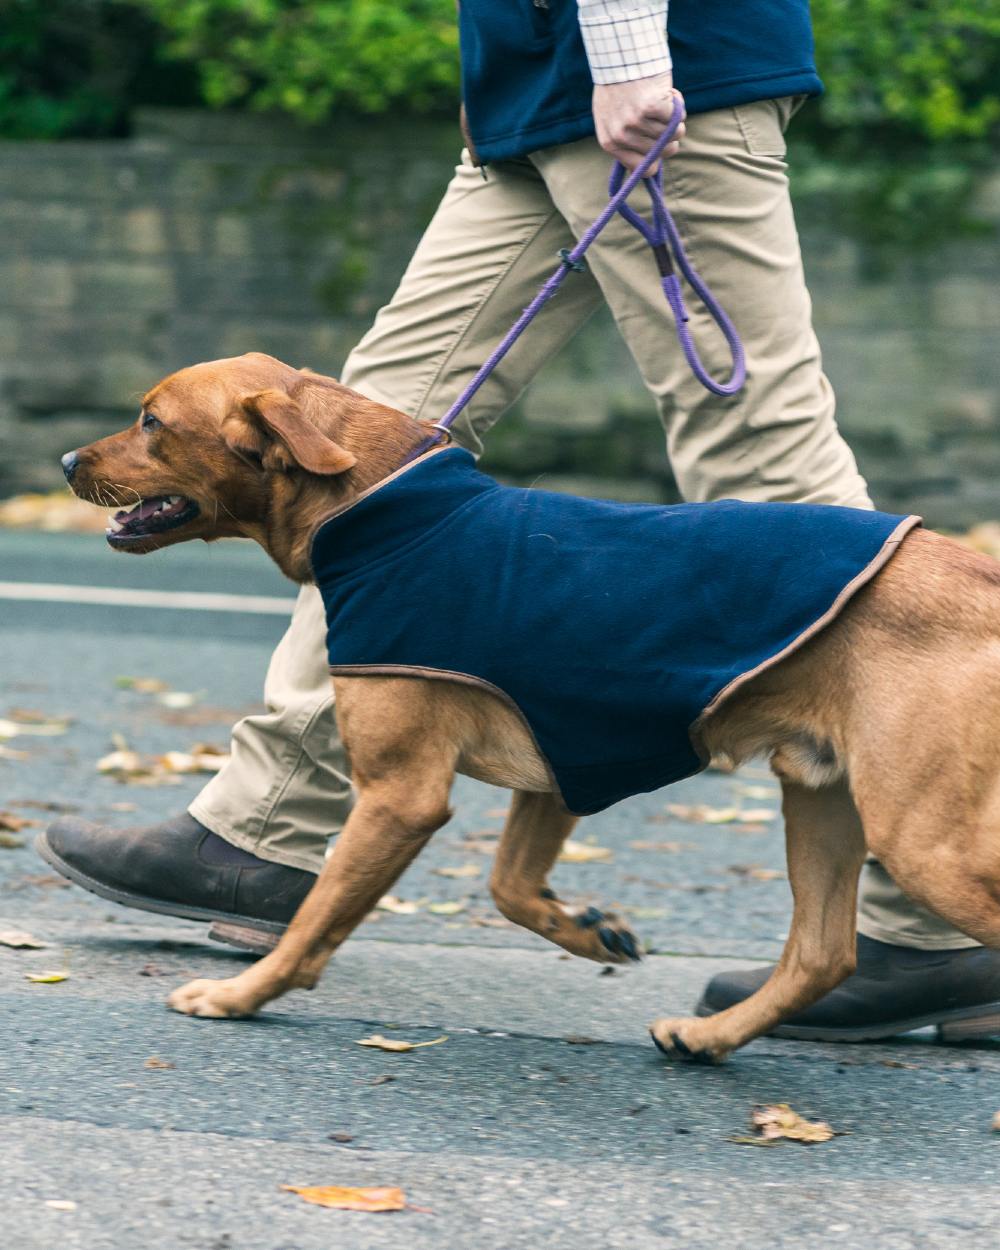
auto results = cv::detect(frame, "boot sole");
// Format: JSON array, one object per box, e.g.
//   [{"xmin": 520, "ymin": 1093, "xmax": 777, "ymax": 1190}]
[
  {"xmin": 694, "ymin": 995, "xmax": 1000, "ymax": 1043},
  {"xmin": 34, "ymin": 832, "xmax": 286, "ymax": 952}
]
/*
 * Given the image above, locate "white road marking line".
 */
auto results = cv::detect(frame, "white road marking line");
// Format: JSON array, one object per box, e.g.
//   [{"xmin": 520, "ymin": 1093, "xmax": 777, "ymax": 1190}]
[{"xmin": 0, "ymin": 581, "xmax": 296, "ymax": 616}]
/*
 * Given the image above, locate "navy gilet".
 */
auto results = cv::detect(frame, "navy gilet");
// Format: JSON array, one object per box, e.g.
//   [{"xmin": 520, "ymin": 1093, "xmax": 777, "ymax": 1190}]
[
  {"xmin": 459, "ymin": 0, "xmax": 823, "ymax": 162},
  {"xmin": 312, "ymin": 449, "xmax": 918, "ymax": 816}
]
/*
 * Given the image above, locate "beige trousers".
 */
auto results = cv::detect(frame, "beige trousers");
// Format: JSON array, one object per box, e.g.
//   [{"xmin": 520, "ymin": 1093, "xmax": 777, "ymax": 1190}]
[{"xmin": 189, "ymin": 99, "xmax": 974, "ymax": 951}]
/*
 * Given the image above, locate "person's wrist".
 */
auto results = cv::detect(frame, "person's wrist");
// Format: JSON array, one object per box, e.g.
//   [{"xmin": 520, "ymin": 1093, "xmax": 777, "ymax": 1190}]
[{"xmin": 592, "ymin": 75, "xmax": 684, "ymax": 173}]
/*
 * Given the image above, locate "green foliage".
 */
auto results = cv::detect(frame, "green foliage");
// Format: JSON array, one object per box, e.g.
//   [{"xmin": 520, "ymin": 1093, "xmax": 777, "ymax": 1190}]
[
  {"xmin": 133, "ymin": 0, "xmax": 459, "ymax": 122},
  {"xmin": 0, "ymin": 0, "xmax": 196, "ymax": 139},
  {"xmin": 811, "ymin": 0, "xmax": 1000, "ymax": 141},
  {"xmin": 132, "ymin": 0, "xmax": 1000, "ymax": 143},
  {"xmin": 1, "ymin": 0, "xmax": 998, "ymax": 146}
]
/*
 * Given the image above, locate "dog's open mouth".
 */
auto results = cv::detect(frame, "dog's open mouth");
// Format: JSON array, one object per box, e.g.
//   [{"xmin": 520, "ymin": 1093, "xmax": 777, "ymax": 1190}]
[{"xmin": 106, "ymin": 495, "xmax": 200, "ymax": 545}]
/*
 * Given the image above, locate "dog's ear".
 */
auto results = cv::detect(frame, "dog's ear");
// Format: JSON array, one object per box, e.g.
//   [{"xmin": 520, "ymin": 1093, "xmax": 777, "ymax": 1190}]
[{"xmin": 223, "ymin": 389, "xmax": 356, "ymax": 476}]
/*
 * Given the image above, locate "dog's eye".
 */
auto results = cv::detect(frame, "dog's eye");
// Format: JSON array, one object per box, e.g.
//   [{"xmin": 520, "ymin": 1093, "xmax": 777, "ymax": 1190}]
[{"xmin": 141, "ymin": 411, "xmax": 162, "ymax": 432}]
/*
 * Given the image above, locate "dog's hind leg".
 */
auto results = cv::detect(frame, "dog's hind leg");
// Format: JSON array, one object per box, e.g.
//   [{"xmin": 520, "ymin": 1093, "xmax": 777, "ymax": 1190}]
[
  {"xmin": 489, "ymin": 791, "xmax": 642, "ymax": 963},
  {"xmin": 650, "ymin": 777, "xmax": 867, "ymax": 1061},
  {"xmin": 868, "ymin": 813, "xmax": 1000, "ymax": 954}
]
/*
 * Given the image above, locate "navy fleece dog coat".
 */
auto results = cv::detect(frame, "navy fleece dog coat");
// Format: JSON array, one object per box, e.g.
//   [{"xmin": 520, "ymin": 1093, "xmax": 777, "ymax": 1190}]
[{"xmin": 311, "ymin": 448, "xmax": 919, "ymax": 816}]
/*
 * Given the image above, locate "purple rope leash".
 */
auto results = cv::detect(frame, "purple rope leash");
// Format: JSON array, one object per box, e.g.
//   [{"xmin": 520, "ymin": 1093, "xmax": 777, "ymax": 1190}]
[{"xmin": 410, "ymin": 94, "xmax": 745, "ymax": 461}]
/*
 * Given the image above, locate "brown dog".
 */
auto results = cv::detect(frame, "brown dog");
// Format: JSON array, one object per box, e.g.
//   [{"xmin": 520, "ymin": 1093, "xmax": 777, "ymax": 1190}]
[{"xmin": 59, "ymin": 352, "xmax": 1000, "ymax": 1062}]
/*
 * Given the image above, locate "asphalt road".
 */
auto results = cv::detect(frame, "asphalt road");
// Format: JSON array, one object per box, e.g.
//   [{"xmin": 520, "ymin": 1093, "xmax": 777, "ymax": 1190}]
[{"xmin": 2, "ymin": 529, "xmax": 999, "ymax": 1249}]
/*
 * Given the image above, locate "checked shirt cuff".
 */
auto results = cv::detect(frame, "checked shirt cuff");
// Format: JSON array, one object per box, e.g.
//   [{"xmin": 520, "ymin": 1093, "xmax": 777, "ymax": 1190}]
[{"xmin": 578, "ymin": 2, "xmax": 672, "ymax": 85}]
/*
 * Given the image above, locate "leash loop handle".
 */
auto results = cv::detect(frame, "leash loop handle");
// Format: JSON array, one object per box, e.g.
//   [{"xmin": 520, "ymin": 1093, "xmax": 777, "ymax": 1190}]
[{"xmin": 607, "ymin": 154, "xmax": 746, "ymax": 397}]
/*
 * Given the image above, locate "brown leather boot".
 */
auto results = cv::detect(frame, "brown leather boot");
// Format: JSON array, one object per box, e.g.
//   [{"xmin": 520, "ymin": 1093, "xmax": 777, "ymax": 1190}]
[{"xmin": 36, "ymin": 812, "xmax": 316, "ymax": 954}]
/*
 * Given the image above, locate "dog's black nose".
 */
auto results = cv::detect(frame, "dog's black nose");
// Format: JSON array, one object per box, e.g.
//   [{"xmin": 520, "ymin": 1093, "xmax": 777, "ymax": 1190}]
[{"xmin": 61, "ymin": 450, "xmax": 80, "ymax": 482}]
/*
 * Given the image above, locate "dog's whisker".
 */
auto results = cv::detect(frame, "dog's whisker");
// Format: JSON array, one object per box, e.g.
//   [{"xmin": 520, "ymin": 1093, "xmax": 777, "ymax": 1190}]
[{"xmin": 109, "ymin": 482, "xmax": 143, "ymax": 506}]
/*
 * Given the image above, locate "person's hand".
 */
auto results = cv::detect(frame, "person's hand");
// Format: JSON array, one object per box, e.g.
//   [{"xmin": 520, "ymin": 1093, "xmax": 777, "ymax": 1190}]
[{"xmin": 592, "ymin": 75, "xmax": 685, "ymax": 174}]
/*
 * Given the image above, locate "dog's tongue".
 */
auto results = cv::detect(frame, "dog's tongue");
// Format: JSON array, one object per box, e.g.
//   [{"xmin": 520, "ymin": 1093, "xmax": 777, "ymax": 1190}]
[{"xmin": 115, "ymin": 497, "xmax": 165, "ymax": 523}]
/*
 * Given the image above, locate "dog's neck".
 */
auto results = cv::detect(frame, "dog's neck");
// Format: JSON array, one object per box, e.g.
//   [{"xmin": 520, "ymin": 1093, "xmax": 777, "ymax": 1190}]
[{"xmin": 243, "ymin": 398, "xmax": 437, "ymax": 583}]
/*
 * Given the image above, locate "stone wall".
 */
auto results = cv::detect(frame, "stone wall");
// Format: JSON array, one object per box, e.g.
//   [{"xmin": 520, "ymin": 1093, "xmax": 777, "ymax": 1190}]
[{"xmin": 1, "ymin": 109, "xmax": 998, "ymax": 527}]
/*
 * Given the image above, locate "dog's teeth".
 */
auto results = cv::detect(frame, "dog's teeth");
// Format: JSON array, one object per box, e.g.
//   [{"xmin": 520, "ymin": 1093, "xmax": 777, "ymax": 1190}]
[{"xmin": 107, "ymin": 516, "xmax": 123, "ymax": 533}]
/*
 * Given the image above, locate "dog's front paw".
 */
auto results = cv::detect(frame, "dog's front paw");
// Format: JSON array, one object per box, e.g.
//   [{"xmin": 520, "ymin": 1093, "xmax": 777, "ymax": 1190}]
[
  {"xmin": 649, "ymin": 1016, "xmax": 729, "ymax": 1064},
  {"xmin": 167, "ymin": 977, "xmax": 257, "ymax": 1019}
]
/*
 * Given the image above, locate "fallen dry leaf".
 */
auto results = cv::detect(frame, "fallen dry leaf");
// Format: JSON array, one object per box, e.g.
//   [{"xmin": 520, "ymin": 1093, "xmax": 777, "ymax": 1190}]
[
  {"xmin": 427, "ymin": 900, "xmax": 467, "ymax": 916},
  {"xmin": 0, "ymin": 929, "xmax": 47, "ymax": 949},
  {"xmin": 44, "ymin": 1199, "xmax": 78, "ymax": 1212},
  {"xmin": 727, "ymin": 864, "xmax": 786, "ymax": 881},
  {"xmin": 7, "ymin": 707, "xmax": 59, "ymax": 724},
  {"xmin": 460, "ymin": 839, "xmax": 502, "ymax": 856},
  {"xmin": 0, "ymin": 833, "xmax": 24, "ymax": 849},
  {"xmin": 667, "ymin": 804, "xmax": 740, "ymax": 824},
  {"xmin": 159, "ymin": 746, "xmax": 227, "ymax": 775},
  {"xmin": 7, "ymin": 798, "xmax": 77, "ymax": 813},
  {"xmin": 623, "ymin": 906, "xmax": 666, "ymax": 920},
  {"xmin": 738, "ymin": 784, "xmax": 780, "ymax": 800},
  {"xmin": 97, "ymin": 737, "xmax": 229, "ymax": 785},
  {"xmin": 0, "ymin": 744, "xmax": 30, "ymax": 761},
  {"xmin": 485, "ymin": 807, "xmax": 510, "ymax": 820},
  {"xmin": 0, "ymin": 488, "xmax": 107, "ymax": 533},
  {"xmin": 628, "ymin": 840, "xmax": 691, "ymax": 853},
  {"xmin": 667, "ymin": 804, "xmax": 777, "ymax": 825},
  {"xmin": 730, "ymin": 1103, "xmax": 841, "ymax": 1146},
  {"xmin": 25, "ymin": 970, "xmax": 69, "ymax": 984},
  {"xmin": 558, "ymin": 839, "xmax": 613, "ymax": 864},
  {"xmin": 1, "ymin": 810, "xmax": 38, "ymax": 832},
  {"xmin": 157, "ymin": 691, "xmax": 200, "ymax": 710},
  {"xmin": 433, "ymin": 864, "xmax": 480, "ymax": 879},
  {"xmin": 96, "ymin": 747, "xmax": 166, "ymax": 785},
  {"xmin": 143, "ymin": 1057, "xmax": 175, "ymax": 1070},
  {"xmin": 957, "ymin": 521, "xmax": 1000, "ymax": 559},
  {"xmin": 157, "ymin": 704, "xmax": 250, "ymax": 728},
  {"xmin": 281, "ymin": 1184, "xmax": 406, "ymax": 1212},
  {"xmin": 992, "ymin": 1110, "xmax": 1000, "ymax": 1133},
  {"xmin": 376, "ymin": 895, "xmax": 422, "ymax": 916},
  {"xmin": 10, "ymin": 873, "xmax": 69, "ymax": 890},
  {"xmin": 115, "ymin": 676, "xmax": 169, "ymax": 693},
  {"xmin": 355, "ymin": 1034, "xmax": 447, "ymax": 1053},
  {"xmin": 0, "ymin": 716, "xmax": 70, "ymax": 740}
]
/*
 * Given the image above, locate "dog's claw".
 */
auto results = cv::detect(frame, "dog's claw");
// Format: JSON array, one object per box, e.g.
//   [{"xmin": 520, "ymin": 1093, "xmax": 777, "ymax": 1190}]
[
  {"xmin": 594, "ymin": 922, "xmax": 642, "ymax": 962},
  {"xmin": 649, "ymin": 1025, "xmax": 720, "ymax": 1064},
  {"xmin": 541, "ymin": 895, "xmax": 643, "ymax": 965}
]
